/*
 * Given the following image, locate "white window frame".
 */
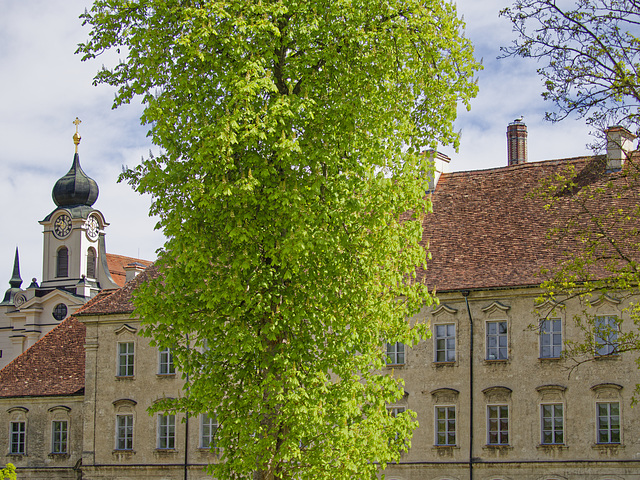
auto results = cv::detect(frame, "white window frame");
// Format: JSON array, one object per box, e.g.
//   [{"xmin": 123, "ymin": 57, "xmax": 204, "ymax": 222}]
[
  {"xmin": 434, "ymin": 405, "xmax": 456, "ymax": 446},
  {"xmin": 117, "ymin": 342, "xmax": 135, "ymax": 377},
  {"xmin": 596, "ymin": 402, "xmax": 621, "ymax": 444},
  {"xmin": 487, "ymin": 404, "xmax": 509, "ymax": 445},
  {"xmin": 486, "ymin": 321, "xmax": 508, "ymax": 360},
  {"xmin": 387, "ymin": 406, "xmax": 406, "ymax": 417},
  {"xmin": 200, "ymin": 413, "xmax": 218, "ymax": 448},
  {"xmin": 434, "ymin": 324, "xmax": 456, "ymax": 363},
  {"xmin": 540, "ymin": 403, "xmax": 564, "ymax": 445},
  {"xmin": 9, "ymin": 421, "xmax": 26, "ymax": 455},
  {"xmin": 386, "ymin": 342, "xmax": 405, "ymax": 366},
  {"xmin": 595, "ymin": 316, "xmax": 619, "ymax": 356},
  {"xmin": 158, "ymin": 347, "xmax": 175, "ymax": 375},
  {"xmin": 158, "ymin": 414, "xmax": 176, "ymax": 450},
  {"xmin": 115, "ymin": 414, "xmax": 134, "ymax": 451},
  {"xmin": 540, "ymin": 318, "xmax": 562, "ymax": 358},
  {"xmin": 51, "ymin": 420, "xmax": 68, "ymax": 454}
]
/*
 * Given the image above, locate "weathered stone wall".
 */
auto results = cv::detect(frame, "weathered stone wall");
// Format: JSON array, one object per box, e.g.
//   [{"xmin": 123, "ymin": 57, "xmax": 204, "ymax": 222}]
[
  {"xmin": 81, "ymin": 313, "xmax": 216, "ymax": 479},
  {"xmin": 0, "ymin": 395, "xmax": 83, "ymax": 479},
  {"xmin": 383, "ymin": 286, "xmax": 640, "ymax": 479},
  {"xmin": 6, "ymin": 285, "xmax": 639, "ymax": 480}
]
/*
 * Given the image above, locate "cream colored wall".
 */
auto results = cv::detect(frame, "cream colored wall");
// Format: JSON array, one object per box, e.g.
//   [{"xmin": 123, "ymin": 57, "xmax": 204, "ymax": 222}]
[
  {"xmin": 81, "ymin": 314, "xmax": 215, "ymax": 480},
  {"xmin": 8, "ymin": 285, "xmax": 638, "ymax": 480},
  {"xmin": 384, "ymin": 287, "xmax": 640, "ymax": 480},
  {"xmin": 0, "ymin": 395, "xmax": 83, "ymax": 479}
]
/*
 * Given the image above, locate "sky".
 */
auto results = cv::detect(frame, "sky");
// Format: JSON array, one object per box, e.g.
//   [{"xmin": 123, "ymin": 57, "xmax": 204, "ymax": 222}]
[{"xmin": 0, "ymin": 0, "xmax": 594, "ymax": 286}]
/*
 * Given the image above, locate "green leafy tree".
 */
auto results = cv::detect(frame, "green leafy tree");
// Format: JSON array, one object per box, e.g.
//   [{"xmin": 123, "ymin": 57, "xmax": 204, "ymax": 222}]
[
  {"xmin": 0, "ymin": 463, "xmax": 16, "ymax": 480},
  {"xmin": 533, "ymin": 150, "xmax": 640, "ymax": 379},
  {"xmin": 502, "ymin": 0, "xmax": 640, "ymax": 386},
  {"xmin": 79, "ymin": 1, "xmax": 479, "ymax": 478}
]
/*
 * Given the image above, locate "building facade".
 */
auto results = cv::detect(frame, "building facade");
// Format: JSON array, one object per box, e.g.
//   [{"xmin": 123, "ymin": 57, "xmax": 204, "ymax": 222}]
[{"xmin": 1, "ymin": 122, "xmax": 639, "ymax": 480}]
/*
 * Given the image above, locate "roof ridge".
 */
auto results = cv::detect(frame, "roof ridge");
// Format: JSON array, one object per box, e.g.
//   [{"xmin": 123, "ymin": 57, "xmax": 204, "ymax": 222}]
[{"xmin": 446, "ymin": 155, "xmax": 595, "ymax": 176}]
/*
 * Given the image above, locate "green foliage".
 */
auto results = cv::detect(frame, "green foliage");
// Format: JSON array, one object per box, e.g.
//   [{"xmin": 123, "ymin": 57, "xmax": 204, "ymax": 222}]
[
  {"xmin": 501, "ymin": 0, "xmax": 640, "ymax": 137},
  {"xmin": 79, "ymin": 0, "xmax": 479, "ymax": 478},
  {"xmin": 534, "ymin": 152, "xmax": 640, "ymax": 388},
  {"xmin": 0, "ymin": 463, "xmax": 16, "ymax": 480},
  {"xmin": 504, "ymin": 0, "xmax": 640, "ymax": 398}
]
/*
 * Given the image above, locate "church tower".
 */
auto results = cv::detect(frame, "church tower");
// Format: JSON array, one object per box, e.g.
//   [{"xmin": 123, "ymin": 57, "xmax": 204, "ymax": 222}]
[
  {"xmin": 0, "ymin": 118, "xmax": 149, "ymax": 368},
  {"xmin": 39, "ymin": 118, "xmax": 119, "ymax": 296}
]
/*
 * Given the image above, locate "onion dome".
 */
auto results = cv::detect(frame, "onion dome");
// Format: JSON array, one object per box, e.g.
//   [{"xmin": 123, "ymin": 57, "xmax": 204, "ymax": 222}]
[{"xmin": 51, "ymin": 118, "xmax": 99, "ymax": 207}]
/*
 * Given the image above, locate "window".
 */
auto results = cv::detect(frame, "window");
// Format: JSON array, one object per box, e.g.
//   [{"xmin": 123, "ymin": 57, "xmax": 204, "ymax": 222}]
[
  {"xmin": 597, "ymin": 402, "xmax": 620, "ymax": 444},
  {"xmin": 435, "ymin": 406, "xmax": 456, "ymax": 446},
  {"xmin": 541, "ymin": 404, "xmax": 563, "ymax": 444},
  {"xmin": 435, "ymin": 324, "xmax": 456, "ymax": 362},
  {"xmin": 10, "ymin": 421, "xmax": 26, "ymax": 454},
  {"xmin": 118, "ymin": 342, "xmax": 134, "ymax": 377},
  {"xmin": 56, "ymin": 247, "xmax": 69, "ymax": 278},
  {"xmin": 158, "ymin": 415, "xmax": 176, "ymax": 449},
  {"xmin": 387, "ymin": 406, "xmax": 406, "ymax": 417},
  {"xmin": 159, "ymin": 347, "xmax": 175, "ymax": 375},
  {"xmin": 486, "ymin": 321, "xmax": 508, "ymax": 360},
  {"xmin": 51, "ymin": 420, "xmax": 68, "ymax": 454},
  {"xmin": 540, "ymin": 319, "xmax": 562, "ymax": 358},
  {"xmin": 200, "ymin": 413, "xmax": 218, "ymax": 448},
  {"xmin": 86, "ymin": 247, "xmax": 96, "ymax": 279},
  {"xmin": 116, "ymin": 415, "xmax": 133, "ymax": 450},
  {"xmin": 386, "ymin": 342, "xmax": 405, "ymax": 365},
  {"xmin": 595, "ymin": 316, "xmax": 619, "ymax": 356},
  {"xmin": 487, "ymin": 405, "xmax": 509, "ymax": 445},
  {"xmin": 52, "ymin": 303, "xmax": 68, "ymax": 321}
]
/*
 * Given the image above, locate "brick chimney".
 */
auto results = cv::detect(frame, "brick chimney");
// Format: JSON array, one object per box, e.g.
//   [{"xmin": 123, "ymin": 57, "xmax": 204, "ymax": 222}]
[
  {"xmin": 507, "ymin": 118, "xmax": 528, "ymax": 166},
  {"xmin": 605, "ymin": 126, "xmax": 636, "ymax": 171}
]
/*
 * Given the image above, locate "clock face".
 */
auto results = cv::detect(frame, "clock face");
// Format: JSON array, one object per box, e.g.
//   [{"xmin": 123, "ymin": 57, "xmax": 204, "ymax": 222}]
[
  {"xmin": 85, "ymin": 215, "xmax": 100, "ymax": 240},
  {"xmin": 53, "ymin": 214, "xmax": 72, "ymax": 239}
]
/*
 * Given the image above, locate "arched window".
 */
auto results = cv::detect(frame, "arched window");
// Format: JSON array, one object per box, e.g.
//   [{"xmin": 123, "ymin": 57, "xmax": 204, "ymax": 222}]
[
  {"xmin": 56, "ymin": 247, "xmax": 69, "ymax": 278},
  {"xmin": 87, "ymin": 247, "xmax": 96, "ymax": 279}
]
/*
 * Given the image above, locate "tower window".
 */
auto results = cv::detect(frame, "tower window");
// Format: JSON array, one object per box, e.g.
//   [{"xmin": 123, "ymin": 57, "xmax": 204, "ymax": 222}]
[
  {"xmin": 56, "ymin": 247, "xmax": 69, "ymax": 278},
  {"xmin": 87, "ymin": 247, "xmax": 97, "ymax": 279}
]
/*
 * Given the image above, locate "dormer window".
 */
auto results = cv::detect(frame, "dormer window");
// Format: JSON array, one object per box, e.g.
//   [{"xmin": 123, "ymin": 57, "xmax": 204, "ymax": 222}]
[{"xmin": 56, "ymin": 247, "xmax": 69, "ymax": 278}]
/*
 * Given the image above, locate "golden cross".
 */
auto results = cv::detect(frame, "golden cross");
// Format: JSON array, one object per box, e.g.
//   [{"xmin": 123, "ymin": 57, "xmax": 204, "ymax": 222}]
[{"xmin": 73, "ymin": 117, "xmax": 82, "ymax": 153}]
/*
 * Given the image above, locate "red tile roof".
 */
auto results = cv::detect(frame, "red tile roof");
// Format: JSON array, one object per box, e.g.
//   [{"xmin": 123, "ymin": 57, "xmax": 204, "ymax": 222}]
[
  {"xmin": 3, "ymin": 153, "xmax": 635, "ymax": 399},
  {"xmin": 0, "ymin": 291, "xmax": 114, "ymax": 398},
  {"xmin": 419, "ymin": 155, "xmax": 639, "ymax": 292},
  {"xmin": 106, "ymin": 253, "xmax": 153, "ymax": 287}
]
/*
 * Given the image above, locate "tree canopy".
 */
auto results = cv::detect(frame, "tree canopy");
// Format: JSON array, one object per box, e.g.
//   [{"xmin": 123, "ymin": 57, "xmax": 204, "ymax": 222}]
[
  {"xmin": 501, "ymin": 0, "xmax": 640, "ymax": 139},
  {"xmin": 533, "ymin": 148, "xmax": 640, "ymax": 377},
  {"xmin": 502, "ymin": 0, "xmax": 640, "ymax": 388},
  {"xmin": 79, "ymin": 1, "xmax": 480, "ymax": 478},
  {"xmin": 0, "ymin": 463, "xmax": 16, "ymax": 480}
]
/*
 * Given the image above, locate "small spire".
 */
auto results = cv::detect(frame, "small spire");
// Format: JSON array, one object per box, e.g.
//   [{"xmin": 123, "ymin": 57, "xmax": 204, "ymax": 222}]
[
  {"xmin": 10, "ymin": 247, "xmax": 22, "ymax": 289},
  {"xmin": 1, "ymin": 247, "xmax": 23, "ymax": 306},
  {"xmin": 73, "ymin": 117, "xmax": 82, "ymax": 154}
]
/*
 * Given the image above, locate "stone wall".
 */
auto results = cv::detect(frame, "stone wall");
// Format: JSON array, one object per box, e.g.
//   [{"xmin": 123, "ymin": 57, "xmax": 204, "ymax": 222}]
[{"xmin": 383, "ymin": 286, "xmax": 640, "ymax": 479}]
